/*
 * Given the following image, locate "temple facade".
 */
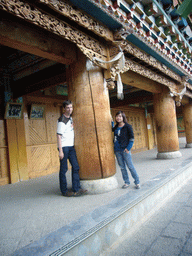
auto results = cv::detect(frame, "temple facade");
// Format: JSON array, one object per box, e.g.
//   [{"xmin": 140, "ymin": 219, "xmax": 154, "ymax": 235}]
[{"xmin": 0, "ymin": 0, "xmax": 191, "ymax": 190}]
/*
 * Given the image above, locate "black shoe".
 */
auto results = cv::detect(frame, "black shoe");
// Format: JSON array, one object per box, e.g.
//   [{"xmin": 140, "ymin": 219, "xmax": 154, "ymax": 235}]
[
  {"xmin": 62, "ymin": 191, "xmax": 74, "ymax": 197},
  {"xmin": 73, "ymin": 189, "xmax": 88, "ymax": 197}
]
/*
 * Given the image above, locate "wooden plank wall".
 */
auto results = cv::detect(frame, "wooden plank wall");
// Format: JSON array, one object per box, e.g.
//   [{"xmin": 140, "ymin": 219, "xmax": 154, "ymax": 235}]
[
  {"xmin": 0, "ymin": 100, "xmax": 151, "ymax": 186},
  {"xmin": 111, "ymin": 107, "xmax": 148, "ymax": 153},
  {"xmin": 0, "ymin": 120, "xmax": 9, "ymax": 185},
  {"xmin": 24, "ymin": 96, "xmax": 62, "ymax": 179}
]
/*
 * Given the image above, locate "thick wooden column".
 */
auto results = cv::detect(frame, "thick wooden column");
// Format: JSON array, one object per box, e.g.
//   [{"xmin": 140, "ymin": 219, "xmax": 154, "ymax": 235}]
[
  {"xmin": 67, "ymin": 49, "xmax": 117, "ymax": 193},
  {"xmin": 183, "ymin": 103, "xmax": 192, "ymax": 148},
  {"xmin": 153, "ymin": 87, "xmax": 182, "ymax": 159}
]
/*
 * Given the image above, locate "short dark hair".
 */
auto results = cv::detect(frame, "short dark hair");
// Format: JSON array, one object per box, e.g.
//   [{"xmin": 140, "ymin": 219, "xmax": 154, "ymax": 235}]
[
  {"xmin": 115, "ymin": 111, "xmax": 128, "ymax": 123},
  {"xmin": 63, "ymin": 100, "xmax": 72, "ymax": 108}
]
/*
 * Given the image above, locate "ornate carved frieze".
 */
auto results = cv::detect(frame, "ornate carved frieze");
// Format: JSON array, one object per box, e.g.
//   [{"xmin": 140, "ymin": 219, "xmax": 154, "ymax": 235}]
[
  {"xmin": 113, "ymin": 30, "xmax": 182, "ymax": 83},
  {"xmin": 39, "ymin": 0, "xmax": 113, "ymax": 42},
  {"xmin": 0, "ymin": 0, "xmax": 191, "ymax": 100},
  {"xmin": 110, "ymin": 57, "xmax": 178, "ymax": 92},
  {"xmin": 38, "ymin": 0, "xmax": 189, "ymax": 86},
  {"xmin": 0, "ymin": 0, "xmax": 107, "ymax": 61},
  {"xmin": 91, "ymin": 0, "xmax": 192, "ymax": 78},
  {"xmin": 77, "ymin": 45, "xmax": 107, "ymax": 69}
]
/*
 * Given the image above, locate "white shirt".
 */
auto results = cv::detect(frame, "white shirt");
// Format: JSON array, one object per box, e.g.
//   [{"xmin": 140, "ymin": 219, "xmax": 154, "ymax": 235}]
[{"xmin": 57, "ymin": 116, "xmax": 74, "ymax": 147}]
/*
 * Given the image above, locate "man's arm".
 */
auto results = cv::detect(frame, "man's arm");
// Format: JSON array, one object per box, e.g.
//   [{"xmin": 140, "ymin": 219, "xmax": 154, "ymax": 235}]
[{"xmin": 57, "ymin": 134, "xmax": 64, "ymax": 160}]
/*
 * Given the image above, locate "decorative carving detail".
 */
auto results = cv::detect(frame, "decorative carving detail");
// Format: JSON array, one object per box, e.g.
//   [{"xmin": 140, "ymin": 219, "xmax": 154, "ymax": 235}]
[
  {"xmin": 114, "ymin": 27, "xmax": 131, "ymax": 41},
  {"xmin": 42, "ymin": 0, "xmax": 191, "ymax": 85},
  {"xmin": 105, "ymin": 78, "xmax": 115, "ymax": 90},
  {"xmin": 113, "ymin": 27, "xmax": 183, "ymax": 82},
  {"xmin": 0, "ymin": 0, "xmax": 107, "ymax": 59},
  {"xmin": 91, "ymin": 0, "xmax": 192, "ymax": 78},
  {"xmin": 186, "ymin": 83, "xmax": 192, "ymax": 91},
  {"xmin": 169, "ymin": 76, "xmax": 189, "ymax": 105},
  {"xmin": 120, "ymin": 41, "xmax": 182, "ymax": 83},
  {"xmin": 39, "ymin": 0, "xmax": 113, "ymax": 41},
  {"xmin": 77, "ymin": 45, "xmax": 107, "ymax": 69},
  {"xmin": 181, "ymin": 76, "xmax": 190, "ymax": 86},
  {"xmin": 110, "ymin": 57, "xmax": 178, "ymax": 92},
  {"xmin": 1, "ymin": 0, "xmax": 191, "ymax": 100}
]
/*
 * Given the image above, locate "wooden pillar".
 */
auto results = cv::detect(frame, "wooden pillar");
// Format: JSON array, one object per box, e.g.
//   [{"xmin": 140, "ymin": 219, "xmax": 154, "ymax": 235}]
[
  {"xmin": 183, "ymin": 103, "xmax": 192, "ymax": 148},
  {"xmin": 153, "ymin": 87, "xmax": 182, "ymax": 159},
  {"xmin": 67, "ymin": 49, "xmax": 117, "ymax": 194}
]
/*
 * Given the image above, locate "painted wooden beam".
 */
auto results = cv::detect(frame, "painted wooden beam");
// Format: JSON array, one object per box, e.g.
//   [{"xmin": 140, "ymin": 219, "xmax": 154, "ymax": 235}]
[{"xmin": 121, "ymin": 71, "xmax": 163, "ymax": 94}]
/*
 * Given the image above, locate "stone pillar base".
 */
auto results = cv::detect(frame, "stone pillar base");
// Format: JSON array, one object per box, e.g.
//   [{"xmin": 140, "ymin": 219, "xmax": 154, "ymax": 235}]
[
  {"xmin": 186, "ymin": 143, "xmax": 192, "ymax": 148},
  {"xmin": 80, "ymin": 175, "xmax": 118, "ymax": 194},
  {"xmin": 157, "ymin": 151, "xmax": 182, "ymax": 159}
]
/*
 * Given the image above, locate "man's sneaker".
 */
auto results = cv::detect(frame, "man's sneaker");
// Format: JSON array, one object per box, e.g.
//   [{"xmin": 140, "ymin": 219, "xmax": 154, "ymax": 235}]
[
  {"xmin": 62, "ymin": 191, "xmax": 74, "ymax": 197},
  {"xmin": 135, "ymin": 184, "xmax": 140, "ymax": 189},
  {"xmin": 122, "ymin": 184, "xmax": 129, "ymax": 189},
  {"xmin": 73, "ymin": 189, "xmax": 88, "ymax": 197}
]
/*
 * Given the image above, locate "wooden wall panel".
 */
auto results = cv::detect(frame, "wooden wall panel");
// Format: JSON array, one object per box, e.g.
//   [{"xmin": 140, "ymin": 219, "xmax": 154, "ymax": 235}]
[
  {"xmin": 0, "ymin": 120, "xmax": 6, "ymax": 147},
  {"xmin": 45, "ymin": 104, "xmax": 61, "ymax": 144},
  {"xmin": 0, "ymin": 148, "xmax": 9, "ymax": 185},
  {"xmin": 6, "ymin": 119, "xmax": 29, "ymax": 184},
  {"xmin": 6, "ymin": 119, "xmax": 20, "ymax": 183},
  {"xmin": 24, "ymin": 99, "xmax": 61, "ymax": 179},
  {"xmin": 0, "ymin": 120, "xmax": 9, "ymax": 185},
  {"xmin": 27, "ymin": 145, "xmax": 51, "ymax": 179},
  {"xmin": 111, "ymin": 107, "xmax": 148, "ymax": 152},
  {"xmin": 27, "ymin": 120, "xmax": 47, "ymax": 145},
  {"xmin": 50, "ymin": 144, "xmax": 60, "ymax": 168}
]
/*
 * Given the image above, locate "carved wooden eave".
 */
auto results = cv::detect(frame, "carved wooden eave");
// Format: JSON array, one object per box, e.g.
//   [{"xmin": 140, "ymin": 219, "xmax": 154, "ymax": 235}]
[
  {"xmin": 35, "ymin": 0, "xmax": 192, "ymax": 99},
  {"xmin": 37, "ymin": 0, "xmax": 186, "ymax": 83},
  {"xmin": 86, "ymin": 0, "xmax": 192, "ymax": 77},
  {"xmin": 0, "ymin": 0, "xmax": 109, "ymax": 68},
  {"xmin": 112, "ymin": 34, "xmax": 182, "ymax": 83},
  {"xmin": 0, "ymin": 0, "xmax": 191, "ymax": 101},
  {"xmin": 38, "ymin": 0, "xmax": 114, "ymax": 42}
]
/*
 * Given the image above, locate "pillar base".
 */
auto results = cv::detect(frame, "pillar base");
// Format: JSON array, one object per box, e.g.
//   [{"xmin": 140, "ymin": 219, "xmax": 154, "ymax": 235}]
[
  {"xmin": 157, "ymin": 151, "xmax": 182, "ymax": 159},
  {"xmin": 186, "ymin": 143, "xmax": 192, "ymax": 148},
  {"xmin": 80, "ymin": 175, "xmax": 118, "ymax": 194}
]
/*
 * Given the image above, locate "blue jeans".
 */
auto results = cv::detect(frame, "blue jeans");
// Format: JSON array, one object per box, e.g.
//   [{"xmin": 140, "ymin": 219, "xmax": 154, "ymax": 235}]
[
  {"xmin": 115, "ymin": 151, "xmax": 140, "ymax": 185},
  {"xmin": 59, "ymin": 146, "xmax": 80, "ymax": 194}
]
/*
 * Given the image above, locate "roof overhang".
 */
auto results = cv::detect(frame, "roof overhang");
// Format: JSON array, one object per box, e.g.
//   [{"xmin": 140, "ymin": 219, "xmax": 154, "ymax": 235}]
[{"xmin": 68, "ymin": 0, "xmax": 192, "ymax": 83}]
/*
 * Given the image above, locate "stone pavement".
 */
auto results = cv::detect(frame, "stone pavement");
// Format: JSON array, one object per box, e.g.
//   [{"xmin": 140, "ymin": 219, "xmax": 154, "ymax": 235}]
[
  {"xmin": 0, "ymin": 137, "xmax": 192, "ymax": 255},
  {"xmin": 105, "ymin": 177, "xmax": 192, "ymax": 256}
]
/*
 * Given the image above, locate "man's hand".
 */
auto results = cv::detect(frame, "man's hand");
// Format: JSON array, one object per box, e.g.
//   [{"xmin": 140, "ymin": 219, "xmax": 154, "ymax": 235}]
[
  {"xmin": 57, "ymin": 134, "xmax": 64, "ymax": 159},
  {"xmin": 124, "ymin": 148, "xmax": 129, "ymax": 154},
  {"xmin": 59, "ymin": 150, "xmax": 64, "ymax": 160}
]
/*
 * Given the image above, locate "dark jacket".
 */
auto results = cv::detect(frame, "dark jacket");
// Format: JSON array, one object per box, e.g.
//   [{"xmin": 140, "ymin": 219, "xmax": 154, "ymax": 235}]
[{"xmin": 112, "ymin": 122, "xmax": 134, "ymax": 150}]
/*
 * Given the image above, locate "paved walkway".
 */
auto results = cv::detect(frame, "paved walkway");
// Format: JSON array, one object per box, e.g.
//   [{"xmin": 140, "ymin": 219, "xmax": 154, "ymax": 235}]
[
  {"xmin": 106, "ymin": 177, "xmax": 192, "ymax": 256},
  {"xmin": 0, "ymin": 137, "xmax": 192, "ymax": 255}
]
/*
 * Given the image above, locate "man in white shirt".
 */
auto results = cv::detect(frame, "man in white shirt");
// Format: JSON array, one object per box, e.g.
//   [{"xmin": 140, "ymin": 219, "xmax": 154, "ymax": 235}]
[{"xmin": 57, "ymin": 100, "xmax": 87, "ymax": 197}]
